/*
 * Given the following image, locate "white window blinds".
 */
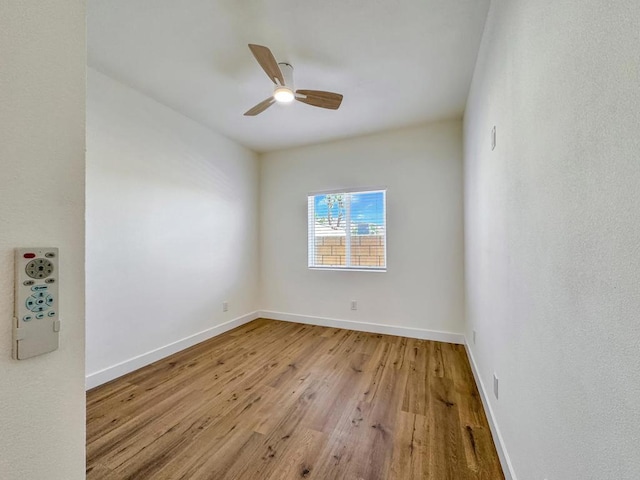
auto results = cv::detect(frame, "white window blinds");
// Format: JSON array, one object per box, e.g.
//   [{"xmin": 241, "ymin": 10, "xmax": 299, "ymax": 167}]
[{"xmin": 308, "ymin": 189, "xmax": 387, "ymax": 271}]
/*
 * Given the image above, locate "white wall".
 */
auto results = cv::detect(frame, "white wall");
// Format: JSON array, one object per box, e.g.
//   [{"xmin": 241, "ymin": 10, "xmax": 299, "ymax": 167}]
[
  {"xmin": 464, "ymin": 1, "xmax": 640, "ymax": 479},
  {"xmin": 260, "ymin": 122, "xmax": 464, "ymax": 339},
  {"xmin": 86, "ymin": 69, "xmax": 259, "ymax": 386},
  {"xmin": 0, "ymin": 1, "xmax": 86, "ymax": 479}
]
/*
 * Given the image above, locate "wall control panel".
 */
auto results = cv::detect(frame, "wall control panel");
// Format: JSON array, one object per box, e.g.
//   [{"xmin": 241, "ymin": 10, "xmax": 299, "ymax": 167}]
[{"xmin": 13, "ymin": 248, "xmax": 60, "ymax": 360}]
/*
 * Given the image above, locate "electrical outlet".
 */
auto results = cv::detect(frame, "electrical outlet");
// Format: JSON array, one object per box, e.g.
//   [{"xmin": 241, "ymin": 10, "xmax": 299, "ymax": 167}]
[
  {"xmin": 493, "ymin": 373, "xmax": 499, "ymax": 399},
  {"xmin": 473, "ymin": 330, "xmax": 477, "ymax": 345},
  {"xmin": 350, "ymin": 300, "xmax": 357, "ymax": 311},
  {"xmin": 222, "ymin": 301, "xmax": 228, "ymax": 312}
]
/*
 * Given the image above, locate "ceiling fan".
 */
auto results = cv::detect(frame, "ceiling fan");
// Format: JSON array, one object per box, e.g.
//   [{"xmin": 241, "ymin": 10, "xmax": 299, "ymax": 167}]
[{"xmin": 244, "ymin": 44, "xmax": 344, "ymax": 116}]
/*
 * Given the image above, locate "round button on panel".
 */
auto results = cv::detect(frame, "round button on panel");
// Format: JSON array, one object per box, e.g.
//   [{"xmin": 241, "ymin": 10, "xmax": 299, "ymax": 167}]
[
  {"xmin": 25, "ymin": 258, "xmax": 54, "ymax": 279},
  {"xmin": 35, "ymin": 298, "xmax": 46, "ymax": 306},
  {"xmin": 45, "ymin": 278, "xmax": 56, "ymax": 284},
  {"xmin": 47, "ymin": 311, "xmax": 56, "ymax": 318},
  {"xmin": 23, "ymin": 280, "xmax": 35, "ymax": 286},
  {"xmin": 23, "ymin": 315, "xmax": 33, "ymax": 322},
  {"xmin": 36, "ymin": 313, "xmax": 45, "ymax": 319}
]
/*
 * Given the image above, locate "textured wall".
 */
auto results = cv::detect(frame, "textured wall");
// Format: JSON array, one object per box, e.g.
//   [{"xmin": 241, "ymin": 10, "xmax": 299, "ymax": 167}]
[
  {"xmin": 260, "ymin": 122, "xmax": 465, "ymax": 335},
  {"xmin": 464, "ymin": 0, "xmax": 640, "ymax": 478},
  {"xmin": 86, "ymin": 69, "xmax": 259, "ymax": 381},
  {"xmin": 0, "ymin": 1, "xmax": 86, "ymax": 479}
]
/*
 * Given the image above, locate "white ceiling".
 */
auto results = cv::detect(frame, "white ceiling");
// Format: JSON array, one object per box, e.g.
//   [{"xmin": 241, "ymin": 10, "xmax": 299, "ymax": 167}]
[{"xmin": 88, "ymin": 0, "xmax": 490, "ymax": 153}]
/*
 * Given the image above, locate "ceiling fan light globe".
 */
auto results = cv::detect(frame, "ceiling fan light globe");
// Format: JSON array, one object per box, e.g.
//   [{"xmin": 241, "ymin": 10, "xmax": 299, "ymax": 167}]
[{"xmin": 274, "ymin": 87, "xmax": 294, "ymax": 103}]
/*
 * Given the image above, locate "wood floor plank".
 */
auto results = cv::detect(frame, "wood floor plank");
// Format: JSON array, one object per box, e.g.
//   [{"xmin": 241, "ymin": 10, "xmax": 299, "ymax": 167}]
[
  {"xmin": 428, "ymin": 375, "xmax": 469, "ymax": 479},
  {"xmin": 303, "ymin": 350, "xmax": 370, "ymax": 434},
  {"xmin": 263, "ymin": 428, "xmax": 326, "ymax": 480},
  {"xmin": 87, "ymin": 319, "xmax": 504, "ymax": 479},
  {"xmin": 402, "ymin": 338, "xmax": 431, "ymax": 416},
  {"xmin": 86, "ymin": 463, "xmax": 119, "ymax": 480},
  {"xmin": 388, "ymin": 411, "xmax": 431, "ymax": 479}
]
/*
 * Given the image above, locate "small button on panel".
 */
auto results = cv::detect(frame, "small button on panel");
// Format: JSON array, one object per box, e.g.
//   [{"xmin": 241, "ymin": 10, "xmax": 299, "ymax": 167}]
[
  {"xmin": 36, "ymin": 313, "xmax": 45, "ymax": 320},
  {"xmin": 47, "ymin": 311, "xmax": 56, "ymax": 318},
  {"xmin": 31, "ymin": 285, "xmax": 48, "ymax": 292},
  {"xmin": 23, "ymin": 315, "xmax": 33, "ymax": 322}
]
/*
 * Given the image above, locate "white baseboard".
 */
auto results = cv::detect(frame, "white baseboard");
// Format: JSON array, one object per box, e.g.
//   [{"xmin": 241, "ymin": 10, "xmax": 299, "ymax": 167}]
[
  {"xmin": 86, "ymin": 310, "xmax": 461, "ymax": 390},
  {"xmin": 85, "ymin": 311, "xmax": 260, "ymax": 390},
  {"xmin": 464, "ymin": 340, "xmax": 517, "ymax": 480},
  {"xmin": 258, "ymin": 310, "xmax": 465, "ymax": 344}
]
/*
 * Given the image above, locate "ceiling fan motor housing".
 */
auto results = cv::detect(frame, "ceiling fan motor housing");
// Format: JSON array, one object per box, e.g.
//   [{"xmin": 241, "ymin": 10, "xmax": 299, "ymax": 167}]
[
  {"xmin": 277, "ymin": 62, "xmax": 294, "ymax": 87},
  {"xmin": 273, "ymin": 63, "xmax": 295, "ymax": 102}
]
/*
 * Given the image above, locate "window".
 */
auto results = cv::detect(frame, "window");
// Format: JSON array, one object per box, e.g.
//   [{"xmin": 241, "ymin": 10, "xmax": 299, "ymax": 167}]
[{"xmin": 308, "ymin": 188, "xmax": 386, "ymax": 271}]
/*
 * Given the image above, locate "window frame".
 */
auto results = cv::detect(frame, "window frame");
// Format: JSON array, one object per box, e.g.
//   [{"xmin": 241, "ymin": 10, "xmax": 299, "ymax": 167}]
[{"xmin": 308, "ymin": 187, "xmax": 387, "ymax": 272}]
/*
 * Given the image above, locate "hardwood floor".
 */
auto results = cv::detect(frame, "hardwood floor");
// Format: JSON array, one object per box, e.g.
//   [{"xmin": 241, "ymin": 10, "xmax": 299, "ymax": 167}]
[{"xmin": 86, "ymin": 319, "xmax": 504, "ymax": 479}]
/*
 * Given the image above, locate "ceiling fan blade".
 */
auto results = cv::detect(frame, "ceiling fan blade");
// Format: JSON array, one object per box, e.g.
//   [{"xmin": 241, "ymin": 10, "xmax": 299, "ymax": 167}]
[
  {"xmin": 295, "ymin": 90, "xmax": 343, "ymax": 110},
  {"xmin": 248, "ymin": 44, "xmax": 285, "ymax": 86},
  {"xmin": 244, "ymin": 97, "xmax": 276, "ymax": 116}
]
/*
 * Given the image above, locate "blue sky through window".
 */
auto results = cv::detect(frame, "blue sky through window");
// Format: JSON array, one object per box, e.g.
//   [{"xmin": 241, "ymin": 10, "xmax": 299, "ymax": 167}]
[{"xmin": 314, "ymin": 191, "xmax": 385, "ymax": 227}]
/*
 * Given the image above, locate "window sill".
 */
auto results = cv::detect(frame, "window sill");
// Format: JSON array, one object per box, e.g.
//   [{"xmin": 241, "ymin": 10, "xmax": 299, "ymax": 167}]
[{"xmin": 308, "ymin": 267, "xmax": 387, "ymax": 273}]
